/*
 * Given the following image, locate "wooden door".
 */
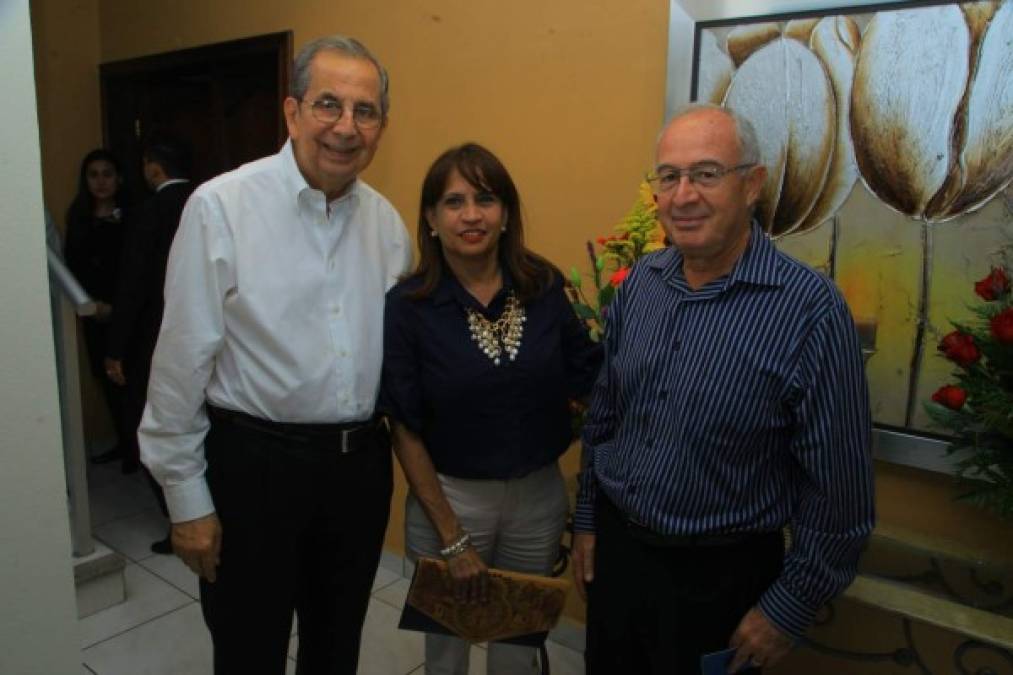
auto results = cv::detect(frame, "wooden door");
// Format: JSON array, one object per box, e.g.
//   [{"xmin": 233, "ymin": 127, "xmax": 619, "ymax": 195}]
[{"xmin": 101, "ymin": 32, "xmax": 292, "ymax": 195}]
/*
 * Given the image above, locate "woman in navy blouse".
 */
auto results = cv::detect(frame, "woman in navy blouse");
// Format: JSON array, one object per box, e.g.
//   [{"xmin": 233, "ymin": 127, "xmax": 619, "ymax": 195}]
[{"xmin": 380, "ymin": 143, "xmax": 601, "ymax": 674}]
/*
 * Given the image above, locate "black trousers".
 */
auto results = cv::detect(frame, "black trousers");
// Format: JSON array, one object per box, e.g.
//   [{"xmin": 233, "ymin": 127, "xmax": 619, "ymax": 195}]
[
  {"xmin": 200, "ymin": 411, "xmax": 393, "ymax": 675},
  {"xmin": 585, "ymin": 495, "xmax": 783, "ymax": 675}
]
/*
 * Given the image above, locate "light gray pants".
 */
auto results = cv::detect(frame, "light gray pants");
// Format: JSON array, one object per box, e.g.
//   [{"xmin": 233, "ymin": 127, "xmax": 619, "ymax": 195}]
[{"xmin": 405, "ymin": 462, "xmax": 569, "ymax": 675}]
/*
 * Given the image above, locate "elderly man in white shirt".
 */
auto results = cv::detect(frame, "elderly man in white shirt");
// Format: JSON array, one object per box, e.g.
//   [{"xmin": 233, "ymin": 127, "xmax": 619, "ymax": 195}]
[{"xmin": 139, "ymin": 35, "xmax": 411, "ymax": 675}]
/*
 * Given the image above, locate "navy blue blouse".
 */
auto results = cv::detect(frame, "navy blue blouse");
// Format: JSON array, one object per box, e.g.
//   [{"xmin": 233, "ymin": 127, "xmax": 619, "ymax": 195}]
[{"xmin": 379, "ymin": 268, "xmax": 602, "ymax": 480}]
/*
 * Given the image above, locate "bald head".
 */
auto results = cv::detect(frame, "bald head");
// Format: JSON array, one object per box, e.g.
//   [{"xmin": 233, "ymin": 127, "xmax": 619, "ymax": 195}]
[{"xmin": 657, "ymin": 103, "xmax": 761, "ymax": 168}]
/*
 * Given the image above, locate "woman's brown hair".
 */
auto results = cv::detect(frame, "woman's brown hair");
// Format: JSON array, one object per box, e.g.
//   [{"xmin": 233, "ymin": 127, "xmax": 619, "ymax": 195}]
[{"xmin": 407, "ymin": 143, "xmax": 556, "ymax": 303}]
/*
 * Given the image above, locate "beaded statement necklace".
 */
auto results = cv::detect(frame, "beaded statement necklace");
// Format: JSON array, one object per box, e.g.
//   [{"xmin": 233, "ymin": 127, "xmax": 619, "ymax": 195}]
[{"xmin": 465, "ymin": 291, "xmax": 526, "ymax": 366}]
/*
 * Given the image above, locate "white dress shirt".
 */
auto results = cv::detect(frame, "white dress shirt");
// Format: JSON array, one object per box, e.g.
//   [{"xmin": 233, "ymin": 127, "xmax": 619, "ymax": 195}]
[{"xmin": 139, "ymin": 140, "xmax": 412, "ymax": 523}]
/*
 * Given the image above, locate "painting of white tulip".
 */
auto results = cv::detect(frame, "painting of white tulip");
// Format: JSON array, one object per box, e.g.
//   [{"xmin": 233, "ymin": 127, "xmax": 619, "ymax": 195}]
[{"xmin": 690, "ymin": 0, "xmax": 1013, "ymax": 433}]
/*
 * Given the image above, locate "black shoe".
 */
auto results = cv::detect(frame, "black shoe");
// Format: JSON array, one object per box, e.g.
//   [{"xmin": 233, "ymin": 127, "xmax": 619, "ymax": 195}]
[
  {"xmin": 91, "ymin": 448, "xmax": 122, "ymax": 465},
  {"xmin": 150, "ymin": 535, "xmax": 173, "ymax": 555},
  {"xmin": 121, "ymin": 459, "xmax": 140, "ymax": 474}
]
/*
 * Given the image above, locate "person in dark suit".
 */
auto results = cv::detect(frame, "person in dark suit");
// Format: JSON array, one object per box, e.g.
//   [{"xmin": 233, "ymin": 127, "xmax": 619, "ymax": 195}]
[{"xmin": 105, "ymin": 135, "xmax": 194, "ymax": 551}]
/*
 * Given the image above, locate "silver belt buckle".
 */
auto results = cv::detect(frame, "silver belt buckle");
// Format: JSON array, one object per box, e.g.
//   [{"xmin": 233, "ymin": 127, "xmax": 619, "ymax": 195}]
[{"xmin": 339, "ymin": 428, "xmax": 352, "ymax": 454}]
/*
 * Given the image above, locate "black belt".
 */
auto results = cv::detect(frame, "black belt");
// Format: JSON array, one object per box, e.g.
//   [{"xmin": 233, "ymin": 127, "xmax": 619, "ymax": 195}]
[
  {"xmin": 207, "ymin": 405, "xmax": 385, "ymax": 454},
  {"xmin": 605, "ymin": 494, "xmax": 780, "ymax": 549}
]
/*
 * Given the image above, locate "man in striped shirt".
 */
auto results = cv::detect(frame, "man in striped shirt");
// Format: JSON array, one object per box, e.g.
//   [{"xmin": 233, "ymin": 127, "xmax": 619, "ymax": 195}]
[{"xmin": 573, "ymin": 104, "xmax": 874, "ymax": 674}]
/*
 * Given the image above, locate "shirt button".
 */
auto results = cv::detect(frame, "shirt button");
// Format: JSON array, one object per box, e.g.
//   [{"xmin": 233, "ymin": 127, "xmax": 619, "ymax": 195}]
[
  {"xmin": 628, "ymin": 484, "xmax": 637, "ymax": 495},
  {"xmin": 658, "ymin": 390, "xmax": 668, "ymax": 400},
  {"xmin": 645, "ymin": 438, "xmax": 654, "ymax": 448},
  {"xmin": 673, "ymin": 339, "xmax": 682, "ymax": 351},
  {"xmin": 332, "ymin": 305, "xmax": 340, "ymax": 316},
  {"xmin": 328, "ymin": 260, "xmax": 335, "ymax": 271}
]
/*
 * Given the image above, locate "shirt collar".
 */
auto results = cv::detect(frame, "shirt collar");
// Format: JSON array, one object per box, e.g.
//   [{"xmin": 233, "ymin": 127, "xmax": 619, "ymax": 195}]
[
  {"xmin": 280, "ymin": 139, "xmax": 361, "ymax": 210},
  {"xmin": 647, "ymin": 221, "xmax": 782, "ymax": 290}
]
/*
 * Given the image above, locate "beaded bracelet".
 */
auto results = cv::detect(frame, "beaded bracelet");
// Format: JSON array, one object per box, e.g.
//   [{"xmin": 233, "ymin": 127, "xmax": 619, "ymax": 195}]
[{"xmin": 439, "ymin": 532, "xmax": 472, "ymax": 559}]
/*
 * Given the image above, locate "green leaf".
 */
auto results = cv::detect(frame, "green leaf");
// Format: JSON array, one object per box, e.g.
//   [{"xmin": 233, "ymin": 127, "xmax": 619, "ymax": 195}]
[
  {"xmin": 572, "ymin": 303, "xmax": 597, "ymax": 320},
  {"xmin": 598, "ymin": 284, "xmax": 616, "ymax": 308},
  {"xmin": 569, "ymin": 266, "xmax": 582, "ymax": 289},
  {"xmin": 595, "ymin": 255, "xmax": 605, "ymax": 272}
]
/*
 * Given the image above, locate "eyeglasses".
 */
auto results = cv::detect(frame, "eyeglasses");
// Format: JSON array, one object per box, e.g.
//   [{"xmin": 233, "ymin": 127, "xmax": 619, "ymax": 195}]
[
  {"xmin": 646, "ymin": 162, "xmax": 756, "ymax": 191},
  {"xmin": 302, "ymin": 97, "xmax": 383, "ymax": 129}
]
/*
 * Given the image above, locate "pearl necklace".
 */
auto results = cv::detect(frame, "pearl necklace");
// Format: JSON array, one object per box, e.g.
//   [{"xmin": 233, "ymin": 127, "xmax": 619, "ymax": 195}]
[{"xmin": 466, "ymin": 291, "xmax": 525, "ymax": 366}]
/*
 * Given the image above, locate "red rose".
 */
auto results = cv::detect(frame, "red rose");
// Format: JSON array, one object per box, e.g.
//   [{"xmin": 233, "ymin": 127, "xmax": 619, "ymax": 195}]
[
  {"xmin": 974, "ymin": 267, "xmax": 1010, "ymax": 301},
  {"xmin": 610, "ymin": 267, "xmax": 630, "ymax": 287},
  {"xmin": 991, "ymin": 308, "xmax": 1013, "ymax": 343},
  {"xmin": 932, "ymin": 385, "xmax": 967, "ymax": 410},
  {"xmin": 595, "ymin": 237, "xmax": 608, "ymax": 246},
  {"xmin": 938, "ymin": 330, "xmax": 980, "ymax": 367}
]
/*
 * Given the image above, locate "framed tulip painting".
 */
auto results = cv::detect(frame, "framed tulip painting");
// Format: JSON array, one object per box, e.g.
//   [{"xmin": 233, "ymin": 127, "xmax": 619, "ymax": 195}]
[{"xmin": 688, "ymin": 0, "xmax": 1013, "ymax": 455}]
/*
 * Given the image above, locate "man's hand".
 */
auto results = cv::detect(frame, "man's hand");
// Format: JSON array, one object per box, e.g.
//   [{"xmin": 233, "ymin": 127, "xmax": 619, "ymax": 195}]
[
  {"xmin": 103, "ymin": 358, "xmax": 126, "ymax": 386},
  {"xmin": 571, "ymin": 533, "xmax": 595, "ymax": 600},
  {"xmin": 728, "ymin": 607, "xmax": 794, "ymax": 672},
  {"xmin": 446, "ymin": 546, "xmax": 488, "ymax": 604},
  {"xmin": 172, "ymin": 513, "xmax": 222, "ymax": 582}
]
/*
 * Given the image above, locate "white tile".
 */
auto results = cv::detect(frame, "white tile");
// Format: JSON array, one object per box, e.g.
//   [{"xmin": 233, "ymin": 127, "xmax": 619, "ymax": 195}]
[
  {"xmin": 78, "ymin": 563, "xmax": 193, "ymax": 648},
  {"xmin": 89, "ymin": 479, "xmax": 158, "ymax": 529},
  {"xmin": 357, "ymin": 598, "xmax": 424, "ymax": 675},
  {"xmin": 139, "ymin": 552, "xmax": 200, "ymax": 599},
  {"xmin": 372, "ymin": 565, "xmax": 399, "ymax": 592},
  {"xmin": 378, "ymin": 549, "xmax": 404, "ymax": 576},
  {"xmin": 372, "ymin": 577, "xmax": 411, "ymax": 610},
  {"xmin": 545, "ymin": 640, "xmax": 584, "ymax": 675},
  {"xmin": 76, "ymin": 566, "xmax": 126, "ymax": 618},
  {"xmin": 82, "ymin": 602, "xmax": 211, "ymax": 675},
  {"xmin": 94, "ymin": 509, "xmax": 170, "ymax": 563}
]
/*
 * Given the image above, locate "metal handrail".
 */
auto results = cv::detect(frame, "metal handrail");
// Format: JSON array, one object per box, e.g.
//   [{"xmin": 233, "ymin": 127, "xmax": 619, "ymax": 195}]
[{"xmin": 47, "ymin": 242, "xmax": 95, "ymax": 557}]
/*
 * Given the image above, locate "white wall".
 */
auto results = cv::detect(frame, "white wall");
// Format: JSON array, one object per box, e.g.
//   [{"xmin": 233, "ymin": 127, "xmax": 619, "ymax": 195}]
[{"xmin": 0, "ymin": 1, "xmax": 81, "ymax": 673}]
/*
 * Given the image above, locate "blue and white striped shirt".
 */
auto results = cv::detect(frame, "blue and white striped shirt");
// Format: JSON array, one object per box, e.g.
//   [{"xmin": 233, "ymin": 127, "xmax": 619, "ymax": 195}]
[{"xmin": 575, "ymin": 223, "xmax": 875, "ymax": 639}]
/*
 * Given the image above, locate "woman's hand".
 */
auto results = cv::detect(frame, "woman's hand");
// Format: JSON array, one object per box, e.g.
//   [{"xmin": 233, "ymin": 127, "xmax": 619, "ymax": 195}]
[{"xmin": 446, "ymin": 546, "xmax": 488, "ymax": 604}]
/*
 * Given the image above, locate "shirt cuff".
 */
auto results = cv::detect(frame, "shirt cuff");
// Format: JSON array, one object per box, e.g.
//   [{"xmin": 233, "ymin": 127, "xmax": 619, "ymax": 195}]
[
  {"xmin": 573, "ymin": 500, "xmax": 596, "ymax": 533},
  {"xmin": 757, "ymin": 579, "xmax": 819, "ymax": 640},
  {"xmin": 163, "ymin": 475, "xmax": 216, "ymax": 523}
]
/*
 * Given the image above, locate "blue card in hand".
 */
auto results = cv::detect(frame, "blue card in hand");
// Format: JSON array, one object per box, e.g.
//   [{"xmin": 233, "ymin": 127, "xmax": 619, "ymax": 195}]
[{"xmin": 700, "ymin": 647, "xmax": 745, "ymax": 675}]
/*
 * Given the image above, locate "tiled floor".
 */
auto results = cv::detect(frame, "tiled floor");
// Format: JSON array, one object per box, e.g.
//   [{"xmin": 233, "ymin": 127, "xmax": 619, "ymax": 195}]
[{"xmin": 80, "ymin": 460, "xmax": 585, "ymax": 674}]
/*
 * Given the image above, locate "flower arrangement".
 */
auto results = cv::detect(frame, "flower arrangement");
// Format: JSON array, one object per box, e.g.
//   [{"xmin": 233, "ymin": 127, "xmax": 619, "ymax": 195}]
[
  {"xmin": 926, "ymin": 252, "xmax": 1013, "ymax": 519},
  {"xmin": 568, "ymin": 182, "xmax": 666, "ymax": 341}
]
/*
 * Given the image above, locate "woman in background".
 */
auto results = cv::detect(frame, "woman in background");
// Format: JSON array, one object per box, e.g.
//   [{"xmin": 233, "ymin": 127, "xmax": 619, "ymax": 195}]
[
  {"xmin": 64, "ymin": 148, "xmax": 134, "ymax": 471},
  {"xmin": 380, "ymin": 143, "xmax": 602, "ymax": 674}
]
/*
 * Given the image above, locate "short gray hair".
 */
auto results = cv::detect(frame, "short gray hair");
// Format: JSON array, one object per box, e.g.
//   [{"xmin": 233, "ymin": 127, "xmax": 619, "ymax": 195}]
[
  {"xmin": 662, "ymin": 102, "xmax": 761, "ymax": 166},
  {"xmin": 291, "ymin": 35, "xmax": 390, "ymax": 118}
]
